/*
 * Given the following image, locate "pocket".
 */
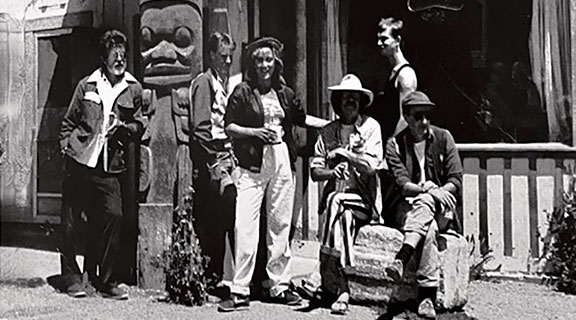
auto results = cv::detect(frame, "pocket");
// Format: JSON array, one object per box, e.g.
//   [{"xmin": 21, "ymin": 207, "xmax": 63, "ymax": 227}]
[{"xmin": 116, "ymin": 100, "xmax": 135, "ymax": 110}]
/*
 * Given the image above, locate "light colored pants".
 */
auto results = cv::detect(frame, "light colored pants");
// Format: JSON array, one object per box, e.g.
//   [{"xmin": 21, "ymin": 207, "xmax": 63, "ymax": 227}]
[
  {"xmin": 396, "ymin": 193, "xmax": 442, "ymax": 288},
  {"xmin": 230, "ymin": 143, "xmax": 295, "ymax": 297}
]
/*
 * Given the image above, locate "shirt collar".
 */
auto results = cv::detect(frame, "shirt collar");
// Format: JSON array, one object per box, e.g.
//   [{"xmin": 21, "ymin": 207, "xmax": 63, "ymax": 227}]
[
  {"xmin": 87, "ymin": 68, "xmax": 137, "ymax": 84},
  {"xmin": 339, "ymin": 114, "xmax": 366, "ymax": 129},
  {"xmin": 405, "ymin": 126, "xmax": 435, "ymax": 143}
]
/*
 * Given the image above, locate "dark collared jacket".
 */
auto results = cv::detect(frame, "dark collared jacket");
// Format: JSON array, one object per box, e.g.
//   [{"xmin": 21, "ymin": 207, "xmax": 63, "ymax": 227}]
[
  {"xmin": 385, "ymin": 125, "xmax": 463, "ymax": 197},
  {"xmin": 225, "ymin": 80, "xmax": 306, "ymax": 172},
  {"xmin": 59, "ymin": 69, "xmax": 145, "ymax": 173}
]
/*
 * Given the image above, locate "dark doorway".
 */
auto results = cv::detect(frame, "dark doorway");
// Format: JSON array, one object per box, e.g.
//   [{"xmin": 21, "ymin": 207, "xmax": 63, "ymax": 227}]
[{"xmin": 346, "ymin": 0, "xmax": 543, "ymax": 143}]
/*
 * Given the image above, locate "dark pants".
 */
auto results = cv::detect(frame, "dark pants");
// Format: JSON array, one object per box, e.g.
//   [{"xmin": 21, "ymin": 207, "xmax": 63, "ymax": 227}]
[
  {"xmin": 60, "ymin": 156, "xmax": 123, "ymax": 289},
  {"xmin": 192, "ymin": 157, "xmax": 236, "ymax": 284}
]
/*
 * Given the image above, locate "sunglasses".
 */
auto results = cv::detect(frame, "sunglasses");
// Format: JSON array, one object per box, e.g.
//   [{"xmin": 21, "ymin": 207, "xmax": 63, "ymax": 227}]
[{"xmin": 408, "ymin": 111, "xmax": 432, "ymax": 121}]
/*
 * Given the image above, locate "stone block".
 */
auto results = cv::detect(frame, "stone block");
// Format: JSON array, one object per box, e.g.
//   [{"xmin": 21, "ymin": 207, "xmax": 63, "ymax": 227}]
[
  {"xmin": 437, "ymin": 231, "xmax": 470, "ymax": 311},
  {"xmin": 138, "ymin": 203, "xmax": 173, "ymax": 290},
  {"xmin": 349, "ymin": 225, "xmax": 418, "ymax": 305},
  {"xmin": 349, "ymin": 224, "xmax": 470, "ymax": 311}
]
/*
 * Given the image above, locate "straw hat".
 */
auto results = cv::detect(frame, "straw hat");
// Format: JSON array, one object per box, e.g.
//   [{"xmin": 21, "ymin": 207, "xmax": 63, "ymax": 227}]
[{"xmin": 328, "ymin": 74, "xmax": 374, "ymax": 107}]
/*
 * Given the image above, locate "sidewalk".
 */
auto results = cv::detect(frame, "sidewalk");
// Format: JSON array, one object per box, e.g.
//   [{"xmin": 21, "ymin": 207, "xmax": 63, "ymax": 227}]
[{"xmin": 0, "ymin": 241, "xmax": 380, "ymax": 320}]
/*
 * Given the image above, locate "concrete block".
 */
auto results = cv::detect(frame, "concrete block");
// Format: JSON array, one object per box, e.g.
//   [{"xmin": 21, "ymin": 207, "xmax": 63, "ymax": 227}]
[
  {"xmin": 349, "ymin": 225, "xmax": 470, "ymax": 311},
  {"xmin": 437, "ymin": 232, "xmax": 470, "ymax": 311},
  {"xmin": 138, "ymin": 203, "xmax": 173, "ymax": 290},
  {"xmin": 349, "ymin": 225, "xmax": 418, "ymax": 305}
]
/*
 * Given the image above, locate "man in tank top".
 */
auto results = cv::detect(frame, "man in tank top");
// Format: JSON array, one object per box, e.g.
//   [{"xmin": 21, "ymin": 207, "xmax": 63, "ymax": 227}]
[{"xmin": 372, "ymin": 16, "xmax": 418, "ymax": 141}]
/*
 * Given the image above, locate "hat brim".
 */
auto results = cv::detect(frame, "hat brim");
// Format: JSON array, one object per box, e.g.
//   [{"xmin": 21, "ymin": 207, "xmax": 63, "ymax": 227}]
[{"xmin": 327, "ymin": 85, "xmax": 374, "ymax": 107}]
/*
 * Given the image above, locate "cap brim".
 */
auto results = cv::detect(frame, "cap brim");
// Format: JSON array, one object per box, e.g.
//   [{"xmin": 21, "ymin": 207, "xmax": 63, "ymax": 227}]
[{"xmin": 403, "ymin": 102, "xmax": 436, "ymax": 108}]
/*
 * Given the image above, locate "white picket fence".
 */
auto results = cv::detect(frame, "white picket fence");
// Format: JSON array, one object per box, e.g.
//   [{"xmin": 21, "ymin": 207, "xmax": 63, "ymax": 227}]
[{"xmin": 294, "ymin": 143, "xmax": 576, "ymax": 275}]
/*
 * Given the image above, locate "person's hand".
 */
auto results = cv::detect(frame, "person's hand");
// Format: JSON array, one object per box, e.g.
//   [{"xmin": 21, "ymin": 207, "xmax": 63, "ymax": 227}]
[
  {"xmin": 332, "ymin": 162, "xmax": 350, "ymax": 180},
  {"xmin": 420, "ymin": 180, "xmax": 439, "ymax": 192},
  {"xmin": 252, "ymin": 127, "xmax": 278, "ymax": 143},
  {"xmin": 327, "ymin": 147, "xmax": 350, "ymax": 160},
  {"xmin": 428, "ymin": 187, "xmax": 457, "ymax": 211}
]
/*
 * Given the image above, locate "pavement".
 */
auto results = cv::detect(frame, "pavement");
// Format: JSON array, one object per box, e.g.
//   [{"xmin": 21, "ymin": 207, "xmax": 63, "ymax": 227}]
[{"xmin": 0, "ymin": 240, "xmax": 382, "ymax": 320}]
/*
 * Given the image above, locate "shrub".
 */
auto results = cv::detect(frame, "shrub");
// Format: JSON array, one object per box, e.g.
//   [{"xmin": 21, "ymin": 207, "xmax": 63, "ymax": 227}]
[
  {"xmin": 545, "ymin": 175, "xmax": 576, "ymax": 294},
  {"xmin": 164, "ymin": 187, "xmax": 209, "ymax": 306}
]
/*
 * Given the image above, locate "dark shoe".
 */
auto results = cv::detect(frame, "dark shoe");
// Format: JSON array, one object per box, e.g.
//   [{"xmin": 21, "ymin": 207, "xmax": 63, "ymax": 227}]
[
  {"xmin": 100, "ymin": 286, "xmax": 128, "ymax": 300},
  {"xmin": 218, "ymin": 294, "xmax": 250, "ymax": 312},
  {"xmin": 417, "ymin": 298, "xmax": 437, "ymax": 319},
  {"xmin": 292, "ymin": 280, "xmax": 322, "ymax": 302},
  {"xmin": 66, "ymin": 283, "xmax": 86, "ymax": 298},
  {"xmin": 385, "ymin": 259, "xmax": 404, "ymax": 282},
  {"xmin": 267, "ymin": 289, "xmax": 302, "ymax": 306}
]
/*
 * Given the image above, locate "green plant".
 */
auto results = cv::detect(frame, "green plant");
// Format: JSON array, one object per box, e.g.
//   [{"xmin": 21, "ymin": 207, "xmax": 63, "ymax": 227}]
[
  {"xmin": 164, "ymin": 186, "xmax": 209, "ymax": 306},
  {"xmin": 545, "ymin": 174, "xmax": 576, "ymax": 294},
  {"xmin": 467, "ymin": 234, "xmax": 499, "ymax": 280}
]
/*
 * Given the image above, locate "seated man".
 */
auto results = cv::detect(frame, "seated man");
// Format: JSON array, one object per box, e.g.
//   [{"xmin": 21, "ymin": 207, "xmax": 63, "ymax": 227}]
[
  {"xmin": 310, "ymin": 74, "xmax": 383, "ymax": 315},
  {"xmin": 384, "ymin": 91, "xmax": 463, "ymax": 319}
]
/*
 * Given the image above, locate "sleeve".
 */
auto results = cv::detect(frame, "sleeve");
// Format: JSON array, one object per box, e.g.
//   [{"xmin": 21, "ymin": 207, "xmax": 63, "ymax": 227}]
[
  {"xmin": 310, "ymin": 134, "xmax": 327, "ymax": 169},
  {"xmin": 59, "ymin": 81, "xmax": 83, "ymax": 151},
  {"xmin": 443, "ymin": 130, "xmax": 463, "ymax": 194},
  {"xmin": 189, "ymin": 75, "xmax": 218, "ymax": 163},
  {"xmin": 125, "ymin": 82, "xmax": 146, "ymax": 137},
  {"xmin": 361, "ymin": 119, "xmax": 384, "ymax": 170},
  {"xmin": 224, "ymin": 84, "xmax": 244, "ymax": 127},
  {"xmin": 385, "ymin": 136, "xmax": 411, "ymax": 189},
  {"xmin": 291, "ymin": 96, "xmax": 307, "ymax": 127}
]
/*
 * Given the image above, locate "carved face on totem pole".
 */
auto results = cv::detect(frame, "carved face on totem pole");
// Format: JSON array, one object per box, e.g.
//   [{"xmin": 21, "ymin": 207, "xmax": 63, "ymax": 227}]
[{"xmin": 140, "ymin": 0, "xmax": 202, "ymax": 88}]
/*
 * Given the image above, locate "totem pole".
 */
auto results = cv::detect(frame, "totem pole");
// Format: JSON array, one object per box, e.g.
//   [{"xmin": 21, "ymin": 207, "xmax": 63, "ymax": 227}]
[{"xmin": 138, "ymin": 0, "xmax": 202, "ymax": 289}]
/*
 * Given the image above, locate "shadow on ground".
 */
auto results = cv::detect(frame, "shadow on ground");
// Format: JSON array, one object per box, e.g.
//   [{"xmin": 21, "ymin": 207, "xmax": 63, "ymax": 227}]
[{"xmin": 373, "ymin": 300, "xmax": 476, "ymax": 320}]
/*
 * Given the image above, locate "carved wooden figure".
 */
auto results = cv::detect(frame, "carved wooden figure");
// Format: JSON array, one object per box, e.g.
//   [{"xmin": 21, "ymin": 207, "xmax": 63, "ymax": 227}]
[
  {"xmin": 138, "ymin": 0, "xmax": 203, "ymax": 289},
  {"xmin": 139, "ymin": 0, "xmax": 202, "ymax": 205}
]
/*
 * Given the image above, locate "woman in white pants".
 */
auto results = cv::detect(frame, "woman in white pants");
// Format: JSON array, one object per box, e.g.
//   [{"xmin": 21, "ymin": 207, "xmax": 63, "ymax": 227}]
[{"xmin": 218, "ymin": 37, "xmax": 328, "ymax": 312}]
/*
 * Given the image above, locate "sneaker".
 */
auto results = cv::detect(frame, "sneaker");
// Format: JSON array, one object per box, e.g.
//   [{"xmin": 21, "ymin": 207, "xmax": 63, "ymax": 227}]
[
  {"xmin": 385, "ymin": 259, "xmax": 404, "ymax": 282},
  {"xmin": 66, "ymin": 283, "xmax": 86, "ymax": 298},
  {"xmin": 417, "ymin": 298, "xmax": 437, "ymax": 319},
  {"xmin": 218, "ymin": 294, "xmax": 250, "ymax": 312},
  {"xmin": 267, "ymin": 289, "xmax": 302, "ymax": 306},
  {"xmin": 100, "ymin": 286, "xmax": 128, "ymax": 300}
]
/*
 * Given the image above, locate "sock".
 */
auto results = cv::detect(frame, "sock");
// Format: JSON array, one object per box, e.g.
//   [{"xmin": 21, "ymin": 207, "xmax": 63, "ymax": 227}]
[
  {"xmin": 395, "ymin": 244, "xmax": 415, "ymax": 265},
  {"xmin": 418, "ymin": 286, "xmax": 437, "ymax": 304}
]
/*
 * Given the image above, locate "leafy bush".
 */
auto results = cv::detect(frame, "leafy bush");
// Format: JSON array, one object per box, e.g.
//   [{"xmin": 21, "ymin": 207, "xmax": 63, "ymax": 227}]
[
  {"xmin": 164, "ymin": 187, "xmax": 209, "ymax": 306},
  {"xmin": 545, "ymin": 175, "xmax": 576, "ymax": 294}
]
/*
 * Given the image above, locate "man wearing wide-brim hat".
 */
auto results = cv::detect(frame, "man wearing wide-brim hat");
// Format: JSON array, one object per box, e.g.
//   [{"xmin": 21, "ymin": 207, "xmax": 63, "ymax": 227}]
[
  {"xmin": 383, "ymin": 90, "xmax": 463, "ymax": 319},
  {"xmin": 308, "ymin": 74, "xmax": 383, "ymax": 315}
]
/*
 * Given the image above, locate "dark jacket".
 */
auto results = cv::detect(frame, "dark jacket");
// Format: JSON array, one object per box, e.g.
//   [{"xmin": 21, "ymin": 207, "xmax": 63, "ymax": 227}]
[
  {"xmin": 386, "ymin": 125, "xmax": 463, "ymax": 197},
  {"xmin": 189, "ymin": 68, "xmax": 234, "ymax": 166},
  {"xmin": 224, "ymin": 80, "xmax": 306, "ymax": 172},
  {"xmin": 59, "ymin": 69, "xmax": 145, "ymax": 173}
]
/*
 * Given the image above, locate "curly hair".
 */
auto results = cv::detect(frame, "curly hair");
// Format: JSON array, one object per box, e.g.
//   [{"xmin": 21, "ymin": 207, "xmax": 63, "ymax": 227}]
[{"xmin": 99, "ymin": 30, "xmax": 128, "ymax": 61}]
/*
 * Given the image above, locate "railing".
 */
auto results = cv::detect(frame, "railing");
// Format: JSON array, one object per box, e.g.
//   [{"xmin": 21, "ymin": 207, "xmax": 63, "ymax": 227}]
[
  {"xmin": 458, "ymin": 143, "xmax": 576, "ymax": 273},
  {"xmin": 295, "ymin": 143, "xmax": 576, "ymax": 275}
]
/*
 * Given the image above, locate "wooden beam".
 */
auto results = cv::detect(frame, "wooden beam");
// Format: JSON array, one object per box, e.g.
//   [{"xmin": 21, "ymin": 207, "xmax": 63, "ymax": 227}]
[{"xmin": 571, "ymin": 0, "xmax": 576, "ymax": 146}]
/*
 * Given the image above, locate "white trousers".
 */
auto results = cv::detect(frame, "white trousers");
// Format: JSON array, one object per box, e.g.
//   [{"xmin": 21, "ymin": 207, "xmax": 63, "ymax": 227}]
[{"xmin": 230, "ymin": 143, "xmax": 295, "ymax": 297}]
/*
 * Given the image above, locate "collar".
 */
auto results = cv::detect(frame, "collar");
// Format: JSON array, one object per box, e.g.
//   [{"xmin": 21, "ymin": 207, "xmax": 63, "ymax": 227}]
[
  {"xmin": 404, "ymin": 126, "xmax": 435, "ymax": 143},
  {"xmin": 339, "ymin": 114, "xmax": 366, "ymax": 129},
  {"xmin": 87, "ymin": 68, "xmax": 137, "ymax": 84}
]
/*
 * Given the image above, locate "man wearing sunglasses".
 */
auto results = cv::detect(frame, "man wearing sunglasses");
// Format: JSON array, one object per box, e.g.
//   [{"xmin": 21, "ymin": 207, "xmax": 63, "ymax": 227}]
[{"xmin": 383, "ymin": 91, "xmax": 463, "ymax": 319}]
